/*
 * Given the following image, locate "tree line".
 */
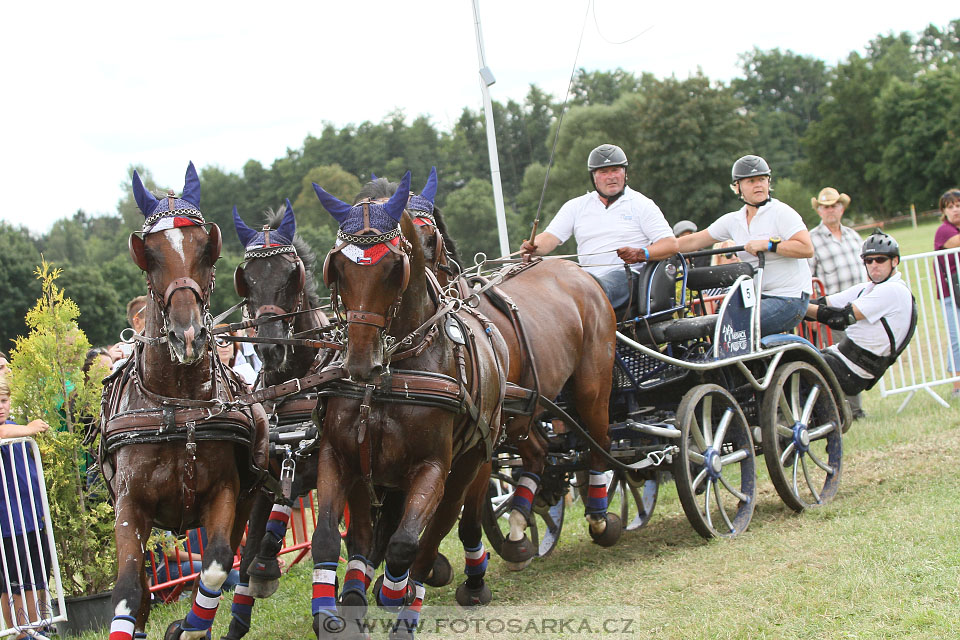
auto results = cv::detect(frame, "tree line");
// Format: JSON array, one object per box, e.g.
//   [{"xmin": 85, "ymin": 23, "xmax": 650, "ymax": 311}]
[{"xmin": 1, "ymin": 20, "xmax": 957, "ymax": 352}]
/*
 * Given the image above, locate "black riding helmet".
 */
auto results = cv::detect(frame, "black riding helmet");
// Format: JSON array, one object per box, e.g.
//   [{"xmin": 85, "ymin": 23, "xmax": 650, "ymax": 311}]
[
  {"xmin": 731, "ymin": 155, "xmax": 771, "ymax": 183},
  {"xmin": 861, "ymin": 229, "xmax": 900, "ymax": 259},
  {"xmin": 587, "ymin": 144, "xmax": 628, "ymax": 204}
]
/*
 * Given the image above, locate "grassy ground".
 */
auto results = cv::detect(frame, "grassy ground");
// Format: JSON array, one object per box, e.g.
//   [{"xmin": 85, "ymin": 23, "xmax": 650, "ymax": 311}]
[
  {"xmin": 92, "ymin": 382, "xmax": 959, "ymax": 640},
  {"xmin": 72, "ymin": 221, "xmax": 958, "ymax": 639}
]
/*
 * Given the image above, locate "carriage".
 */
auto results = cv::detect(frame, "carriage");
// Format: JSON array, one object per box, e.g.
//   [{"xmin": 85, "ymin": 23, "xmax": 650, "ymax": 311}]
[{"xmin": 481, "ymin": 245, "xmax": 849, "ymax": 556}]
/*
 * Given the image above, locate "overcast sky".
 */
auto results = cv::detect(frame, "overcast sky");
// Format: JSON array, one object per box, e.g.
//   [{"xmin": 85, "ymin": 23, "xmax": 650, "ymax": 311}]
[{"xmin": 1, "ymin": 1, "xmax": 955, "ymax": 234}]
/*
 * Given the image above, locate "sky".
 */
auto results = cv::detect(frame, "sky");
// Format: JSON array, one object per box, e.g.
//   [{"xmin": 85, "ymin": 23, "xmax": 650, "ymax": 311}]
[{"xmin": 1, "ymin": 1, "xmax": 956, "ymax": 235}]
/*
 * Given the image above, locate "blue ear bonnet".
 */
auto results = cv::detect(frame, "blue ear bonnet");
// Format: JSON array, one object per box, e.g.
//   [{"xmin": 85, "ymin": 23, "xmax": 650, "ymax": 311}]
[
  {"xmin": 407, "ymin": 166, "xmax": 438, "ymax": 215},
  {"xmin": 234, "ymin": 199, "xmax": 297, "ymax": 250},
  {"xmin": 132, "ymin": 162, "xmax": 204, "ymax": 229},
  {"xmin": 314, "ymin": 171, "xmax": 411, "ymax": 236}
]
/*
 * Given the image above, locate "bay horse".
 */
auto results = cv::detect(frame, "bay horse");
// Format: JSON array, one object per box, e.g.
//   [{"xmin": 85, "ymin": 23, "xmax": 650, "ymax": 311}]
[
  {"xmin": 310, "ymin": 171, "xmax": 507, "ymax": 639},
  {"xmin": 98, "ymin": 163, "xmax": 269, "ymax": 640},
  {"xmin": 223, "ymin": 201, "xmax": 333, "ymax": 640},
  {"xmin": 376, "ymin": 168, "xmax": 621, "ymax": 573}
]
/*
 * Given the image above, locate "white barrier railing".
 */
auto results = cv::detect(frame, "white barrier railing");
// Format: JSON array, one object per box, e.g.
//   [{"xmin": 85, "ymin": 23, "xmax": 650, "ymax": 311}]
[
  {"xmin": 878, "ymin": 246, "xmax": 960, "ymax": 412},
  {"xmin": 0, "ymin": 437, "xmax": 65, "ymax": 639}
]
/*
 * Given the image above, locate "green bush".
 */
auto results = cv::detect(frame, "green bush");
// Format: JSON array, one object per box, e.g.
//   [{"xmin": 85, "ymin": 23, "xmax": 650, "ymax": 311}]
[{"xmin": 9, "ymin": 261, "xmax": 116, "ymax": 596}]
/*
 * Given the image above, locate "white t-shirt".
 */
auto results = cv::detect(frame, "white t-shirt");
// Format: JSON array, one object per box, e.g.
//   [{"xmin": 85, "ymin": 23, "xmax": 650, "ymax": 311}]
[
  {"xmin": 543, "ymin": 186, "xmax": 674, "ymax": 275},
  {"xmin": 823, "ymin": 272, "xmax": 913, "ymax": 379},
  {"xmin": 707, "ymin": 199, "xmax": 812, "ymax": 297}
]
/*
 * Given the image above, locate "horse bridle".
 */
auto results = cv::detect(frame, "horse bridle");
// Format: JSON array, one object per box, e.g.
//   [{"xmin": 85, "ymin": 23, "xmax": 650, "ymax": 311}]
[
  {"xmin": 323, "ymin": 201, "xmax": 412, "ymax": 337},
  {"xmin": 234, "ymin": 245, "xmax": 307, "ymax": 338},
  {"xmin": 128, "ymin": 211, "xmax": 221, "ymax": 346}
]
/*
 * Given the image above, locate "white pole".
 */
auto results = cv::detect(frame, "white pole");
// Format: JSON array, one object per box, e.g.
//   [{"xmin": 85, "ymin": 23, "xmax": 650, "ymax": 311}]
[{"xmin": 471, "ymin": 0, "xmax": 511, "ymax": 257}]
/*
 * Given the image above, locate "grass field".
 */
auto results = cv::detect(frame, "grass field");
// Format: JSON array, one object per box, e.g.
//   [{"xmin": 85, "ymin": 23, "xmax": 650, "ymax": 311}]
[{"xmin": 75, "ymin": 220, "xmax": 960, "ymax": 639}]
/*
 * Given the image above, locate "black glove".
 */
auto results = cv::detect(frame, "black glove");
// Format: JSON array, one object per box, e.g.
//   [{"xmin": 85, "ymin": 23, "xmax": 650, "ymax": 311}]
[{"xmin": 817, "ymin": 304, "xmax": 857, "ymax": 331}]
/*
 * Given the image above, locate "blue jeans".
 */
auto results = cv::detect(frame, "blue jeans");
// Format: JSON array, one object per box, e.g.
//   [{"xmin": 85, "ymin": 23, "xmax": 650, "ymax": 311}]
[
  {"xmin": 760, "ymin": 293, "xmax": 810, "ymax": 336},
  {"xmin": 942, "ymin": 297, "xmax": 960, "ymax": 372},
  {"xmin": 592, "ymin": 267, "xmax": 633, "ymax": 310}
]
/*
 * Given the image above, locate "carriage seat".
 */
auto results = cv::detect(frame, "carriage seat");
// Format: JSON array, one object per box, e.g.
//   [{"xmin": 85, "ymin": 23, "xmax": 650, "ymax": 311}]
[
  {"xmin": 633, "ymin": 313, "xmax": 718, "ymax": 345},
  {"xmin": 685, "ymin": 262, "xmax": 755, "ymax": 292},
  {"xmin": 619, "ymin": 256, "xmax": 684, "ymax": 322}
]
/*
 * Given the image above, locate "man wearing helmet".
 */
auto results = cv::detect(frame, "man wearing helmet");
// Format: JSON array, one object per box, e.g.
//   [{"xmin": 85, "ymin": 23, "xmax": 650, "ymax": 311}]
[
  {"xmin": 520, "ymin": 144, "xmax": 679, "ymax": 309},
  {"xmin": 804, "ymin": 229, "xmax": 916, "ymax": 395},
  {"xmin": 676, "ymin": 155, "xmax": 814, "ymax": 335}
]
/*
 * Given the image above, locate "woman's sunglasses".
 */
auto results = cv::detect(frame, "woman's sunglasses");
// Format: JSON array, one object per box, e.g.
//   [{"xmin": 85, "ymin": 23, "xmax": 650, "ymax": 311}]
[
  {"xmin": 863, "ymin": 256, "xmax": 890, "ymax": 265},
  {"xmin": 215, "ymin": 336, "xmax": 231, "ymax": 347}
]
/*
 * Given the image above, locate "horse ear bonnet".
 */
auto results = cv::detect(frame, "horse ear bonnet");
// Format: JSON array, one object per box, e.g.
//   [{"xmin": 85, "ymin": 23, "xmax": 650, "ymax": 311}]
[
  {"xmin": 132, "ymin": 161, "xmax": 206, "ymax": 232},
  {"xmin": 407, "ymin": 166, "xmax": 437, "ymax": 214},
  {"xmin": 315, "ymin": 171, "xmax": 412, "ymax": 233}
]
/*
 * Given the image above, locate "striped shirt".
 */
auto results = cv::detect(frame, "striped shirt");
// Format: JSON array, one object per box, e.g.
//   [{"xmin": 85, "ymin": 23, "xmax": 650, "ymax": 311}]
[{"xmin": 808, "ymin": 223, "xmax": 866, "ymax": 295}]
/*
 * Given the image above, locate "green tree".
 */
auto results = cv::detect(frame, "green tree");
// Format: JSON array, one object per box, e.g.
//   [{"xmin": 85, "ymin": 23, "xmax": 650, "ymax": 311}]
[
  {"xmin": 57, "ymin": 264, "xmax": 124, "ymax": 347},
  {"xmin": 570, "ymin": 68, "xmax": 641, "ymax": 106},
  {"xmin": 0, "ymin": 223, "xmax": 42, "ymax": 352},
  {"xmin": 9, "ymin": 262, "xmax": 115, "ymax": 596},
  {"xmin": 442, "ymin": 178, "xmax": 524, "ymax": 263}
]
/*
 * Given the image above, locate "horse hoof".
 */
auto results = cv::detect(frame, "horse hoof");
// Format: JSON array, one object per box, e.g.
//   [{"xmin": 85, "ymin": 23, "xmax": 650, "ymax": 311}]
[
  {"xmin": 589, "ymin": 513, "xmax": 623, "ymax": 547},
  {"xmin": 503, "ymin": 557, "xmax": 533, "ymax": 572},
  {"xmin": 423, "ymin": 553, "xmax": 453, "ymax": 588},
  {"xmin": 248, "ymin": 555, "xmax": 282, "ymax": 581},
  {"xmin": 338, "ymin": 588, "xmax": 368, "ymax": 619},
  {"xmin": 455, "ymin": 581, "xmax": 492, "ymax": 608},
  {"xmin": 247, "ymin": 576, "xmax": 279, "ymax": 599},
  {"xmin": 499, "ymin": 535, "xmax": 535, "ymax": 563},
  {"xmin": 164, "ymin": 620, "xmax": 183, "ymax": 640}
]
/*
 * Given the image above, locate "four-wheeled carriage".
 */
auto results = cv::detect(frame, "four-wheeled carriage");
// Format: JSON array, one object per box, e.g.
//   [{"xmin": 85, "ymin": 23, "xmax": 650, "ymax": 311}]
[{"xmin": 482, "ymin": 246, "xmax": 850, "ymax": 555}]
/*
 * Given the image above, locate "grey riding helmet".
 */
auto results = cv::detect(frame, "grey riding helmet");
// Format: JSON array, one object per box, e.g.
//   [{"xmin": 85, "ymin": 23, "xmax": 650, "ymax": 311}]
[
  {"xmin": 861, "ymin": 229, "xmax": 900, "ymax": 259},
  {"xmin": 587, "ymin": 144, "xmax": 629, "ymax": 171},
  {"xmin": 730, "ymin": 155, "xmax": 771, "ymax": 183}
]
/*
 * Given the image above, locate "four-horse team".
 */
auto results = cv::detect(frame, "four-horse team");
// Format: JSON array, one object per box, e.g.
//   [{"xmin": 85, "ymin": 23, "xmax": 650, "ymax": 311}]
[{"xmin": 95, "ymin": 147, "xmax": 914, "ymax": 639}]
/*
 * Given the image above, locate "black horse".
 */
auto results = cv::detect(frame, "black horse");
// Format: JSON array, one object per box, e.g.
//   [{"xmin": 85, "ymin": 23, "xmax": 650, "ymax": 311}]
[{"xmin": 223, "ymin": 201, "xmax": 333, "ymax": 640}]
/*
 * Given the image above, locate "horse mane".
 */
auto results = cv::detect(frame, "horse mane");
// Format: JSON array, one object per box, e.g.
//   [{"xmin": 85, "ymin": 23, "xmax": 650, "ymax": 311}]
[
  {"xmin": 262, "ymin": 207, "xmax": 321, "ymax": 309},
  {"xmin": 355, "ymin": 178, "xmax": 460, "ymax": 263}
]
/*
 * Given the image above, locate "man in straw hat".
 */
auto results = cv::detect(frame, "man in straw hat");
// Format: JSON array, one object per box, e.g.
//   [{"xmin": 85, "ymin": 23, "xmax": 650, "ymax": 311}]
[{"xmin": 808, "ymin": 187, "xmax": 868, "ymax": 418}]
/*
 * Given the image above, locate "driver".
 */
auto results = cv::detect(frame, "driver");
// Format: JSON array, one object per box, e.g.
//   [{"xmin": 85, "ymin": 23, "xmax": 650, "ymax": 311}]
[
  {"xmin": 675, "ymin": 155, "xmax": 814, "ymax": 335},
  {"xmin": 520, "ymin": 144, "xmax": 678, "ymax": 309},
  {"xmin": 805, "ymin": 230, "xmax": 916, "ymax": 395}
]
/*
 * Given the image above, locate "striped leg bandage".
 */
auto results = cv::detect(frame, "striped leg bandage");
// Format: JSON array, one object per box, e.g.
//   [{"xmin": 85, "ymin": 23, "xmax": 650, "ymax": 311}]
[
  {"xmin": 265, "ymin": 504, "xmax": 292, "ymax": 541},
  {"xmin": 181, "ymin": 578, "xmax": 222, "ymax": 633},
  {"xmin": 108, "ymin": 614, "xmax": 136, "ymax": 640},
  {"xmin": 510, "ymin": 472, "xmax": 540, "ymax": 517},
  {"xmin": 585, "ymin": 470, "xmax": 609, "ymax": 515},
  {"xmin": 377, "ymin": 567, "xmax": 409, "ymax": 608},
  {"xmin": 311, "ymin": 562, "xmax": 339, "ymax": 617},
  {"xmin": 229, "ymin": 582, "xmax": 254, "ymax": 632}
]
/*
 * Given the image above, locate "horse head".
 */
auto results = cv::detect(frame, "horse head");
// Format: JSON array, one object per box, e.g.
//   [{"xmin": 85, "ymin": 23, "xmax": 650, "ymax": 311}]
[
  {"xmin": 315, "ymin": 171, "xmax": 416, "ymax": 382},
  {"xmin": 233, "ymin": 199, "xmax": 312, "ymax": 372},
  {"xmin": 129, "ymin": 162, "xmax": 221, "ymax": 364}
]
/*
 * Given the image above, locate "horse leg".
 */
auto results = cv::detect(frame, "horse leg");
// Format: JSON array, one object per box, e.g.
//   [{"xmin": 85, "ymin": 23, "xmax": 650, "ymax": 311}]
[
  {"xmin": 339, "ymin": 482, "xmax": 375, "ymax": 619},
  {"xmin": 374, "ymin": 463, "xmax": 446, "ymax": 640},
  {"xmin": 499, "ymin": 425, "xmax": 546, "ymax": 568},
  {"xmin": 109, "ymin": 502, "xmax": 152, "ymax": 640},
  {"xmin": 311, "ymin": 448, "xmax": 356, "ymax": 639},
  {"xmin": 171, "ymin": 489, "xmax": 245, "ymax": 640},
  {"xmin": 574, "ymin": 351, "xmax": 621, "ymax": 547},
  {"xmin": 222, "ymin": 491, "xmax": 272, "ymax": 640},
  {"xmin": 453, "ymin": 458, "xmax": 493, "ymax": 607}
]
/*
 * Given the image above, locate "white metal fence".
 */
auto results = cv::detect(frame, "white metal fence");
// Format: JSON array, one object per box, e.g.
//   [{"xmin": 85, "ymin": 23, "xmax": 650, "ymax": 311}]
[
  {"xmin": 877, "ymin": 246, "xmax": 960, "ymax": 412},
  {"xmin": 0, "ymin": 437, "xmax": 65, "ymax": 639}
]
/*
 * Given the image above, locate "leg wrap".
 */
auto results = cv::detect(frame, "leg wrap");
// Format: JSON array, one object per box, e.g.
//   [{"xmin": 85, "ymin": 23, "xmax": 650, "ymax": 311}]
[
  {"xmin": 377, "ymin": 567, "xmax": 409, "ymax": 608},
  {"xmin": 108, "ymin": 614, "xmax": 136, "ymax": 640},
  {"xmin": 229, "ymin": 582, "xmax": 254, "ymax": 632},
  {"xmin": 364, "ymin": 562, "xmax": 375, "ymax": 590},
  {"xmin": 342, "ymin": 555, "xmax": 369, "ymax": 599},
  {"xmin": 394, "ymin": 582, "xmax": 425, "ymax": 637},
  {"xmin": 585, "ymin": 470, "xmax": 609, "ymax": 515},
  {"xmin": 311, "ymin": 562, "xmax": 339, "ymax": 616},
  {"xmin": 265, "ymin": 504, "xmax": 292, "ymax": 542},
  {"xmin": 182, "ymin": 577, "xmax": 222, "ymax": 633},
  {"xmin": 463, "ymin": 542, "xmax": 489, "ymax": 577},
  {"xmin": 510, "ymin": 472, "xmax": 539, "ymax": 518}
]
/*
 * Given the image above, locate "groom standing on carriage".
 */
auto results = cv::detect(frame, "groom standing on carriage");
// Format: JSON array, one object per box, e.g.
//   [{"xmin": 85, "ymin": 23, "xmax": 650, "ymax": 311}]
[{"xmin": 520, "ymin": 144, "xmax": 679, "ymax": 310}]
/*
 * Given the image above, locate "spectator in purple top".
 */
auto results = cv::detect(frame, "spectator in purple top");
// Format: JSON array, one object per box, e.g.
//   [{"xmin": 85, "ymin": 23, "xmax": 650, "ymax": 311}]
[
  {"xmin": 934, "ymin": 189, "xmax": 960, "ymax": 397},
  {"xmin": 0, "ymin": 374, "xmax": 52, "ymax": 638}
]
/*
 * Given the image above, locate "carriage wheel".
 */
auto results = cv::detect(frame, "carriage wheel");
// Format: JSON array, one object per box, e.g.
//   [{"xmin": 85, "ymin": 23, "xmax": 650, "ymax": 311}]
[
  {"xmin": 608, "ymin": 470, "xmax": 659, "ymax": 532},
  {"xmin": 673, "ymin": 384, "xmax": 756, "ymax": 539},
  {"xmin": 760, "ymin": 360, "xmax": 842, "ymax": 512},
  {"xmin": 481, "ymin": 469, "xmax": 565, "ymax": 560}
]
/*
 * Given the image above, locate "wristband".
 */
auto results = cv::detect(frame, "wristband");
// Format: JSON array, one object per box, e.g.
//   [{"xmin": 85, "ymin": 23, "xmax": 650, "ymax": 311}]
[
  {"xmin": 767, "ymin": 236, "xmax": 782, "ymax": 253},
  {"xmin": 642, "ymin": 247, "xmax": 650, "ymax": 261}
]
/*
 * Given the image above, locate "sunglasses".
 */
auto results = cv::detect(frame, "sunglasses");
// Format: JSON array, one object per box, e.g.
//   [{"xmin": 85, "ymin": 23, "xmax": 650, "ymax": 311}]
[
  {"xmin": 215, "ymin": 336, "xmax": 231, "ymax": 347},
  {"xmin": 863, "ymin": 256, "xmax": 890, "ymax": 265}
]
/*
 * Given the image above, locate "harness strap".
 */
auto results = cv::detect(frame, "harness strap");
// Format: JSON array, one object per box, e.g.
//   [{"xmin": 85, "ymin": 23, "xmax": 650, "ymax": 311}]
[
  {"xmin": 346, "ymin": 310, "xmax": 388, "ymax": 328},
  {"xmin": 163, "ymin": 276, "xmax": 206, "ymax": 306},
  {"xmin": 357, "ymin": 385, "xmax": 380, "ymax": 508}
]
